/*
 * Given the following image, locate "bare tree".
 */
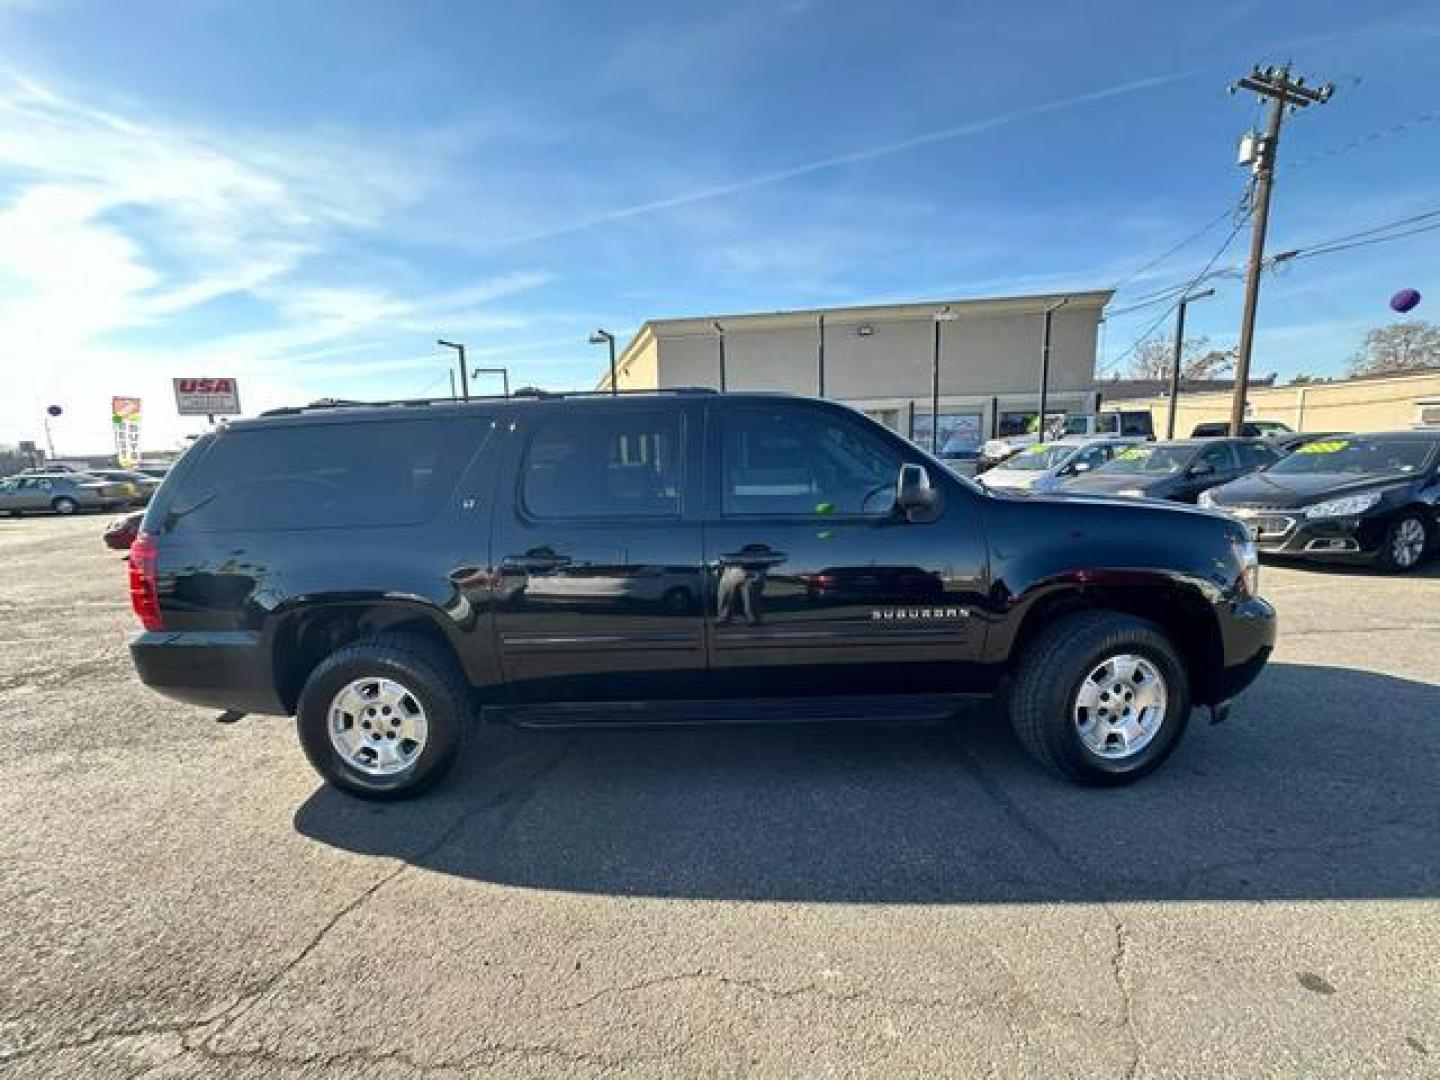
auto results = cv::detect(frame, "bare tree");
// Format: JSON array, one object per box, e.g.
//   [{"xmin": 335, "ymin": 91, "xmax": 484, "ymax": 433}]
[
  {"xmin": 1348, "ymin": 320, "xmax": 1440, "ymax": 376},
  {"xmin": 1127, "ymin": 335, "xmax": 1235, "ymax": 381}
]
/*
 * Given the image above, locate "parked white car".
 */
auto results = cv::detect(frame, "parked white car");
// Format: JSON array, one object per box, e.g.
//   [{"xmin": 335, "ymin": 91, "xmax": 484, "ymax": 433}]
[{"xmin": 976, "ymin": 437, "xmax": 1135, "ymax": 494}]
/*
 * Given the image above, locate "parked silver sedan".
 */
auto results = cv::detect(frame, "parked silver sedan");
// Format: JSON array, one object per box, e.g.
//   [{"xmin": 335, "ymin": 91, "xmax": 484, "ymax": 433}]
[
  {"xmin": 0, "ymin": 474, "xmax": 132, "ymax": 515},
  {"xmin": 976, "ymin": 437, "xmax": 1135, "ymax": 494}
]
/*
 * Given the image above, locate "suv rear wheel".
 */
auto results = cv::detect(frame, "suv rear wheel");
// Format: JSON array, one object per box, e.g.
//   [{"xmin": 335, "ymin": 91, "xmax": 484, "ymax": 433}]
[
  {"xmin": 1010, "ymin": 611, "xmax": 1191, "ymax": 785},
  {"xmin": 51, "ymin": 497, "xmax": 79, "ymax": 515},
  {"xmin": 296, "ymin": 634, "xmax": 470, "ymax": 799}
]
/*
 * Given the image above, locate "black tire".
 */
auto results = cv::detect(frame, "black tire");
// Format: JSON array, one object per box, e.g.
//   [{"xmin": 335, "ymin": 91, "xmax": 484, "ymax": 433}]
[
  {"xmin": 1010, "ymin": 611, "xmax": 1191, "ymax": 786},
  {"xmin": 51, "ymin": 497, "xmax": 79, "ymax": 515},
  {"xmin": 296, "ymin": 634, "xmax": 471, "ymax": 800},
  {"xmin": 1374, "ymin": 511, "xmax": 1431, "ymax": 574}
]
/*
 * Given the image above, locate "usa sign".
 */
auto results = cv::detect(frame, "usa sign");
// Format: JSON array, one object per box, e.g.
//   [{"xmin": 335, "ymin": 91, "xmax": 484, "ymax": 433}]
[{"xmin": 173, "ymin": 377, "xmax": 241, "ymax": 416}]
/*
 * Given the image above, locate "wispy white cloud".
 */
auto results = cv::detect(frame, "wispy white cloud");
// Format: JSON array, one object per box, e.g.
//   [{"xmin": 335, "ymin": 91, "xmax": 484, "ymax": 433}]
[
  {"xmin": 495, "ymin": 70, "xmax": 1193, "ymax": 248},
  {"xmin": 0, "ymin": 72, "xmax": 553, "ymax": 449}
]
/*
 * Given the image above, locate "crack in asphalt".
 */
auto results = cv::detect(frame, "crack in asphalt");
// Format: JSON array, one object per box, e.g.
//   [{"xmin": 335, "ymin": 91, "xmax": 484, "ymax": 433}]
[
  {"xmin": 950, "ymin": 737, "xmax": 1144, "ymax": 1079},
  {"xmin": 184, "ymin": 740, "xmax": 576, "ymax": 1064},
  {"xmin": 0, "ymin": 739, "xmax": 576, "ymax": 1079}
]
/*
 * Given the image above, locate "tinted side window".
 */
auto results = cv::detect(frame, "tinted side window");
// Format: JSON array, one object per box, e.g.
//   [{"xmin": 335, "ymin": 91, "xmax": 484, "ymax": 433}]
[
  {"xmin": 1199, "ymin": 443, "xmax": 1238, "ymax": 471},
  {"xmin": 1236, "ymin": 442, "xmax": 1276, "ymax": 469},
  {"xmin": 521, "ymin": 410, "xmax": 681, "ymax": 519},
  {"xmin": 722, "ymin": 406, "xmax": 901, "ymax": 517},
  {"xmin": 175, "ymin": 417, "xmax": 488, "ymax": 532},
  {"xmin": 1121, "ymin": 413, "xmax": 1153, "ymax": 437}
]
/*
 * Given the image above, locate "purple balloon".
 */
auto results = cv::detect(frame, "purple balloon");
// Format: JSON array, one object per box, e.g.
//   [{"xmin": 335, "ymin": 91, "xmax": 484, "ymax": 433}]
[
  {"xmin": 1390, "ymin": 288, "xmax": 1421, "ymax": 313},
  {"xmin": 46, "ymin": 405, "xmax": 62, "ymax": 417}
]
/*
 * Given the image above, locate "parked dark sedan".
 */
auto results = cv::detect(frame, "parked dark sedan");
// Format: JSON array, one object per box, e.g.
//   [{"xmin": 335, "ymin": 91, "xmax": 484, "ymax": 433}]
[
  {"xmin": 1199, "ymin": 431, "xmax": 1439, "ymax": 572},
  {"xmin": 1058, "ymin": 438, "xmax": 1281, "ymax": 503}
]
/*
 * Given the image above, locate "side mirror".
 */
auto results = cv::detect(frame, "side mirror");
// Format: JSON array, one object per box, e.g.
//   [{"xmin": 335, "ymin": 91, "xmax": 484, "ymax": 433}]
[{"xmin": 896, "ymin": 464, "xmax": 936, "ymax": 520}]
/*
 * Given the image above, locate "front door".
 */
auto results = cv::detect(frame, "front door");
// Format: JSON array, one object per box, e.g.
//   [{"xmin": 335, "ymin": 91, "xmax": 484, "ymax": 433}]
[
  {"xmin": 491, "ymin": 402, "xmax": 707, "ymax": 701},
  {"xmin": 702, "ymin": 400, "xmax": 988, "ymax": 696}
]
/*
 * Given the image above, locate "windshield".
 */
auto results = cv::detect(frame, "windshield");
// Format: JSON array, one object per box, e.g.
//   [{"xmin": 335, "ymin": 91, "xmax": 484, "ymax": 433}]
[
  {"xmin": 995, "ymin": 444, "xmax": 1076, "ymax": 471},
  {"xmin": 1267, "ymin": 436, "xmax": 1434, "ymax": 476},
  {"xmin": 1095, "ymin": 444, "xmax": 1194, "ymax": 475}
]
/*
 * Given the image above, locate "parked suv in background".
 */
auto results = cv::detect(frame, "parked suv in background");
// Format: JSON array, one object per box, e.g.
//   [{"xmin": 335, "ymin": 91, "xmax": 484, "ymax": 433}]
[
  {"xmin": 128, "ymin": 391, "xmax": 1274, "ymax": 799},
  {"xmin": 1191, "ymin": 420, "xmax": 1293, "ymax": 438}
]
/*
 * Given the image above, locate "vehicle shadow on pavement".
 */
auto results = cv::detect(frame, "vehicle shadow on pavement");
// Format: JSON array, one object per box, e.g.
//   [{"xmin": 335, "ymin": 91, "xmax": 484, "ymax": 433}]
[
  {"xmin": 294, "ymin": 662, "xmax": 1440, "ymax": 904},
  {"xmin": 1262, "ymin": 556, "xmax": 1440, "ymax": 580}
]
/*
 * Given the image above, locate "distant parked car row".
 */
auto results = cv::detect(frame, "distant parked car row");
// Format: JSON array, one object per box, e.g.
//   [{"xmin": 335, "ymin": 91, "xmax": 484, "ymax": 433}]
[
  {"xmin": 975, "ymin": 429, "xmax": 1439, "ymax": 573},
  {"xmin": 0, "ymin": 468, "xmax": 160, "ymax": 516}
]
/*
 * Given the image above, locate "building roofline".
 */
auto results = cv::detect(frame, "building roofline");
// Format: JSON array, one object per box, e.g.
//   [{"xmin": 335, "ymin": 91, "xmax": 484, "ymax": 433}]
[{"xmin": 607, "ymin": 289, "xmax": 1114, "ymax": 388}]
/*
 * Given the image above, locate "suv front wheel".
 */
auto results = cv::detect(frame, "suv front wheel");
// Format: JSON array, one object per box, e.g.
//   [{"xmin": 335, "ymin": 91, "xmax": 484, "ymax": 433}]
[
  {"xmin": 1010, "ymin": 611, "xmax": 1191, "ymax": 785},
  {"xmin": 296, "ymin": 634, "xmax": 469, "ymax": 799}
]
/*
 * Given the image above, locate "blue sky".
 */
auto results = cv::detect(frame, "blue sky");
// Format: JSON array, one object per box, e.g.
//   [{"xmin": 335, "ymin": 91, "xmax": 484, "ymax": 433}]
[{"xmin": 2, "ymin": 0, "xmax": 1438, "ymax": 451}]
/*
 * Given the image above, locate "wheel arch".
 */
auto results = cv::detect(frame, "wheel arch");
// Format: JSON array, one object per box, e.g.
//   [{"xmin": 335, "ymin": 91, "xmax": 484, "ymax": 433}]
[
  {"xmin": 271, "ymin": 598, "xmax": 474, "ymax": 714},
  {"xmin": 1003, "ymin": 574, "xmax": 1227, "ymax": 705}
]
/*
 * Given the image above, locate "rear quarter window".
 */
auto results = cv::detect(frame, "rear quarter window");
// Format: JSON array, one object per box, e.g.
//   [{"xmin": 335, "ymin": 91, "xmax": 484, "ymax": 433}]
[{"xmin": 171, "ymin": 417, "xmax": 490, "ymax": 532}]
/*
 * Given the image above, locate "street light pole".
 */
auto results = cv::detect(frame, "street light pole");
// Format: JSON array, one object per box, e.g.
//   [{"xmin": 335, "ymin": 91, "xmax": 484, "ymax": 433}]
[
  {"xmin": 437, "ymin": 339, "xmax": 469, "ymax": 401},
  {"xmin": 713, "ymin": 321, "xmax": 726, "ymax": 391},
  {"xmin": 1037, "ymin": 297, "xmax": 1069, "ymax": 443},
  {"xmin": 589, "ymin": 330, "xmax": 618, "ymax": 395},
  {"xmin": 1166, "ymin": 288, "xmax": 1216, "ymax": 439}
]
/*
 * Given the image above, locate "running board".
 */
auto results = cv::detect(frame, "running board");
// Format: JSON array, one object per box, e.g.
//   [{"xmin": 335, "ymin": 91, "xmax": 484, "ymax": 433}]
[{"xmin": 491, "ymin": 694, "xmax": 972, "ymax": 730}]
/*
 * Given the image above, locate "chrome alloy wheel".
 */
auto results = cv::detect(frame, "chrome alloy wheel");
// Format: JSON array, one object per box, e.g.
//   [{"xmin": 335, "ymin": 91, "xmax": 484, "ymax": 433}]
[
  {"xmin": 327, "ymin": 677, "xmax": 429, "ymax": 777},
  {"xmin": 1072, "ymin": 653, "xmax": 1168, "ymax": 760},
  {"xmin": 1392, "ymin": 517, "xmax": 1427, "ymax": 568}
]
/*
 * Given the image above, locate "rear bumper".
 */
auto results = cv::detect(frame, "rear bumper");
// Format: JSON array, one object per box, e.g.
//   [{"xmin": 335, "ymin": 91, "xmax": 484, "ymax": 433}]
[
  {"xmin": 130, "ymin": 631, "xmax": 289, "ymax": 715},
  {"xmin": 1210, "ymin": 596, "xmax": 1276, "ymax": 703}
]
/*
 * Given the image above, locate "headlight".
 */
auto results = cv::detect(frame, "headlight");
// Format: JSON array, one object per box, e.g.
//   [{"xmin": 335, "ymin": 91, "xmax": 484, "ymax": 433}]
[
  {"xmin": 1117, "ymin": 487, "xmax": 1145, "ymax": 498},
  {"xmin": 1197, "ymin": 489, "xmax": 1217, "ymax": 508},
  {"xmin": 1304, "ymin": 491, "xmax": 1381, "ymax": 518}
]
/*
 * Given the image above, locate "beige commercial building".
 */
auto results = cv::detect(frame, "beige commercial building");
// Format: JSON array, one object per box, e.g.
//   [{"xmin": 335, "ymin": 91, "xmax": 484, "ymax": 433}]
[
  {"xmin": 1112, "ymin": 368, "xmax": 1440, "ymax": 436},
  {"xmin": 601, "ymin": 292, "xmax": 1112, "ymax": 450}
]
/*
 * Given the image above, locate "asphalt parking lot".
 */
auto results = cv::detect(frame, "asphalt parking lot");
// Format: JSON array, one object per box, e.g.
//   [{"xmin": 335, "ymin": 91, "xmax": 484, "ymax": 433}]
[{"xmin": 1, "ymin": 515, "xmax": 1437, "ymax": 1079}]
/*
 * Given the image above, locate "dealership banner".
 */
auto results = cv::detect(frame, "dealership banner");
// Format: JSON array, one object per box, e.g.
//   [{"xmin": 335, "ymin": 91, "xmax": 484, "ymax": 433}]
[{"xmin": 173, "ymin": 377, "xmax": 241, "ymax": 416}]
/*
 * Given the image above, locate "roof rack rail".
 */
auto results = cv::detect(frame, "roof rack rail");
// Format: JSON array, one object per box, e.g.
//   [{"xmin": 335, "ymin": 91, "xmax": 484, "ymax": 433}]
[{"xmin": 257, "ymin": 386, "xmax": 721, "ymax": 418}]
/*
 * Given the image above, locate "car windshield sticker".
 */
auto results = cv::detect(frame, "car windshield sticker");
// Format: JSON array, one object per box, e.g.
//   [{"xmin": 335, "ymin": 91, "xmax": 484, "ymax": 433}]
[
  {"xmin": 1021, "ymin": 444, "xmax": 1048, "ymax": 455},
  {"xmin": 1296, "ymin": 439, "xmax": 1350, "ymax": 454},
  {"xmin": 1116, "ymin": 446, "xmax": 1150, "ymax": 460},
  {"xmin": 814, "ymin": 501, "xmax": 835, "ymax": 515}
]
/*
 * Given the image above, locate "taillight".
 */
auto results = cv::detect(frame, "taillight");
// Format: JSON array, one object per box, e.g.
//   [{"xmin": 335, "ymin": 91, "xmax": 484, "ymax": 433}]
[{"xmin": 128, "ymin": 529, "xmax": 164, "ymax": 631}]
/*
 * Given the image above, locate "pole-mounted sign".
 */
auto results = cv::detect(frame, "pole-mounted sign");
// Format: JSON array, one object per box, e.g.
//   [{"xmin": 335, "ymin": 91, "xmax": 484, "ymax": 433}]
[{"xmin": 173, "ymin": 377, "xmax": 241, "ymax": 417}]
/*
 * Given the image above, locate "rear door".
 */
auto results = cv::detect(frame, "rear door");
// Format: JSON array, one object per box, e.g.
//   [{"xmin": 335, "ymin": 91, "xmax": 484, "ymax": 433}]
[
  {"xmin": 491, "ymin": 401, "xmax": 707, "ymax": 700},
  {"xmin": 701, "ymin": 398, "xmax": 989, "ymax": 695}
]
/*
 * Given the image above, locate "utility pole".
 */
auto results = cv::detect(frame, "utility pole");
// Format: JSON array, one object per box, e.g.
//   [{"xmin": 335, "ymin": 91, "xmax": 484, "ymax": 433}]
[
  {"xmin": 1166, "ymin": 288, "xmax": 1215, "ymax": 439},
  {"xmin": 1228, "ymin": 64, "xmax": 1333, "ymax": 435},
  {"xmin": 438, "ymin": 339, "xmax": 469, "ymax": 401},
  {"xmin": 1037, "ymin": 298, "xmax": 1068, "ymax": 443}
]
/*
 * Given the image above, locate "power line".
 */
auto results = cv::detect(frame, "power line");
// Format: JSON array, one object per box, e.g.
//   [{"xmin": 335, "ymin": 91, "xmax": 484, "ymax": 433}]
[{"xmin": 1100, "ymin": 205, "xmax": 1252, "ymax": 375}]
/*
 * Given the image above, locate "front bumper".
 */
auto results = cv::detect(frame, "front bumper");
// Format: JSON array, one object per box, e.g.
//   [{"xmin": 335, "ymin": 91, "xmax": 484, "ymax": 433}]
[
  {"xmin": 1228, "ymin": 508, "xmax": 1383, "ymax": 561},
  {"xmin": 1211, "ymin": 596, "xmax": 1276, "ymax": 703},
  {"xmin": 130, "ymin": 630, "xmax": 289, "ymax": 715}
]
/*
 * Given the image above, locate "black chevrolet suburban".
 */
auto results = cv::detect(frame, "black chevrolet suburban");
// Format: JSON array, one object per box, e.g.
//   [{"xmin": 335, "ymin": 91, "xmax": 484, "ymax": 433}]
[{"xmin": 129, "ymin": 390, "xmax": 1275, "ymax": 799}]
